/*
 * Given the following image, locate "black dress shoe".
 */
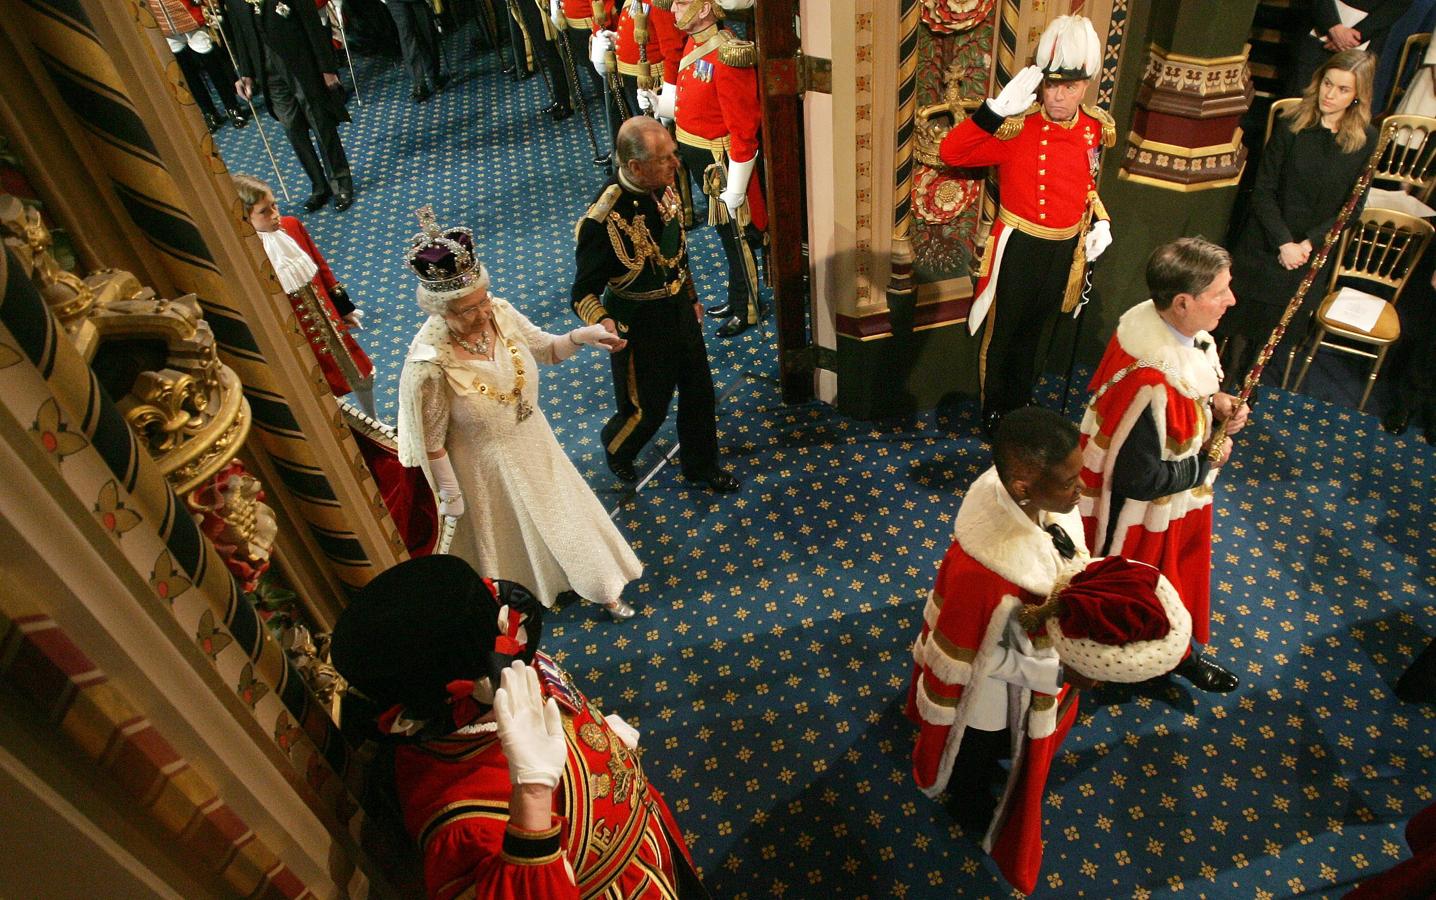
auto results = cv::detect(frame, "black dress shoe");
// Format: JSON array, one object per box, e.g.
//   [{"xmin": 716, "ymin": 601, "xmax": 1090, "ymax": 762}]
[
  {"xmin": 545, "ymin": 102, "xmax": 573, "ymax": 121},
  {"xmin": 980, "ymin": 409, "xmax": 1005, "ymax": 439},
  {"xmin": 203, "ymin": 111, "xmax": 223, "ymax": 133},
  {"xmin": 514, "ymin": 67, "xmax": 534, "ymax": 82},
  {"xmin": 1173, "ymin": 653, "xmax": 1239, "ymax": 693},
  {"xmin": 333, "ymin": 191, "xmax": 354, "ymax": 212},
  {"xmin": 685, "ymin": 468, "xmax": 740, "ymax": 493},
  {"xmin": 411, "ymin": 86, "xmax": 432, "ymax": 102},
  {"xmin": 716, "ymin": 315, "xmax": 749, "ymax": 337},
  {"xmin": 432, "ymin": 73, "xmax": 449, "ymax": 91},
  {"xmin": 705, "ymin": 302, "xmax": 732, "ymax": 318},
  {"xmin": 1383, "ymin": 408, "xmax": 1411, "ymax": 435},
  {"xmin": 226, "ymin": 107, "xmax": 249, "ymax": 129},
  {"xmin": 302, "ymin": 191, "xmax": 331, "ymax": 212},
  {"xmin": 606, "ymin": 454, "xmax": 637, "ymax": 482}
]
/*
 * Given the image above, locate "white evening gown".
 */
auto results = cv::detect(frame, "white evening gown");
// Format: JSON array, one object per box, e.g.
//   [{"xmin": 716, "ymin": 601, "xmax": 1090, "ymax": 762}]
[{"xmin": 398, "ymin": 298, "xmax": 642, "ymax": 607}]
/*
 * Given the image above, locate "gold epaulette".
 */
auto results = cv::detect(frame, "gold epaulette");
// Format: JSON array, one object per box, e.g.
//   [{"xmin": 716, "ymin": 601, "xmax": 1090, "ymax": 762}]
[
  {"xmin": 1083, "ymin": 104, "xmax": 1117, "ymax": 148},
  {"xmin": 994, "ymin": 103, "xmax": 1039, "ymax": 141},
  {"xmin": 650, "ymin": 0, "xmax": 672, "ymax": 8},
  {"xmin": 575, "ymin": 184, "xmax": 624, "ymax": 241},
  {"xmin": 718, "ymin": 37, "xmax": 756, "ymax": 69}
]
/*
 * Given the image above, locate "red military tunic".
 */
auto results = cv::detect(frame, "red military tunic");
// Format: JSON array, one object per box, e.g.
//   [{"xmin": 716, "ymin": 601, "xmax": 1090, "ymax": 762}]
[
  {"xmin": 938, "ymin": 102, "xmax": 1112, "ymax": 331},
  {"xmin": 674, "ymin": 23, "xmax": 765, "ymax": 229},
  {"xmin": 1078, "ymin": 300, "xmax": 1220, "ymax": 644},
  {"xmin": 394, "ymin": 652, "xmax": 699, "ymax": 899},
  {"xmin": 612, "ymin": 2, "xmax": 685, "ymax": 85},
  {"xmin": 560, "ymin": 0, "xmax": 609, "ymax": 29},
  {"xmin": 279, "ymin": 216, "xmax": 374, "ymax": 397}
]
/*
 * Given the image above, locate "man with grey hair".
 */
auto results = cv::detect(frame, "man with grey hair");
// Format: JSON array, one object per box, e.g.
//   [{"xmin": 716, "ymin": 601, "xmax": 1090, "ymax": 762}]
[
  {"xmin": 570, "ymin": 117, "xmax": 739, "ymax": 492},
  {"xmin": 1077, "ymin": 236, "xmax": 1249, "ymax": 694}
]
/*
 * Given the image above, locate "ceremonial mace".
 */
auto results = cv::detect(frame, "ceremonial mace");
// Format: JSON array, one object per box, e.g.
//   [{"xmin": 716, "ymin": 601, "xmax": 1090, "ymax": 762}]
[
  {"xmin": 204, "ymin": 0, "xmax": 293, "ymax": 201},
  {"xmin": 1205, "ymin": 118, "xmax": 1395, "ymax": 464},
  {"xmin": 328, "ymin": 0, "xmax": 363, "ymax": 106},
  {"xmin": 550, "ymin": 7, "xmax": 610, "ymax": 164},
  {"xmin": 633, "ymin": 0, "xmax": 656, "ymax": 118}
]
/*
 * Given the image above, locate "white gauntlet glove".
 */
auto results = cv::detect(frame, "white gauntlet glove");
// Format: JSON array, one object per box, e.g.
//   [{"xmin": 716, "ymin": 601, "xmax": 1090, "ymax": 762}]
[
  {"xmin": 428, "ymin": 452, "xmax": 465, "ymax": 518},
  {"xmin": 638, "ymin": 88, "xmax": 655, "ymax": 112},
  {"xmin": 568, "ymin": 323, "xmax": 624, "ymax": 349},
  {"xmin": 590, "ymin": 31, "xmax": 612, "ymax": 76},
  {"xmin": 1084, "ymin": 219, "xmax": 1112, "ymax": 261},
  {"xmin": 494, "ymin": 662, "xmax": 567, "ymax": 789},
  {"xmin": 603, "ymin": 713, "xmax": 640, "ymax": 750},
  {"xmin": 653, "ymin": 81, "xmax": 677, "ymax": 121},
  {"xmin": 549, "ymin": 0, "xmax": 562, "ymax": 28},
  {"xmin": 986, "ymin": 64, "xmax": 1043, "ymax": 119},
  {"xmin": 721, "ymin": 155, "xmax": 757, "ymax": 219}
]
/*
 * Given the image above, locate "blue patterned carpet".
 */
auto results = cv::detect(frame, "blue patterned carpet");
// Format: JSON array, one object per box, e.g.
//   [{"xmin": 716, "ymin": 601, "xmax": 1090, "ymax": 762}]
[{"xmin": 216, "ymin": 30, "xmax": 1436, "ymax": 898}]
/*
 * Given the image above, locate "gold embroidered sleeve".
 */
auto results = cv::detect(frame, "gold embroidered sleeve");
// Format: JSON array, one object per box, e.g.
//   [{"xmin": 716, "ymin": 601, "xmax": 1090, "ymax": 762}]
[
  {"xmin": 417, "ymin": 364, "xmax": 450, "ymax": 454},
  {"xmin": 575, "ymin": 293, "xmax": 609, "ymax": 325}
]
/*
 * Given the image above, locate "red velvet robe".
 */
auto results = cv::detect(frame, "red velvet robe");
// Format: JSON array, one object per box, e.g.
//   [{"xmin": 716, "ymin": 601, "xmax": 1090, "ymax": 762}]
[
  {"xmin": 906, "ymin": 467, "xmax": 1087, "ymax": 894},
  {"xmin": 1078, "ymin": 300, "xmax": 1220, "ymax": 644},
  {"xmin": 395, "ymin": 652, "xmax": 699, "ymax": 899},
  {"xmin": 280, "ymin": 216, "xmax": 374, "ymax": 397}
]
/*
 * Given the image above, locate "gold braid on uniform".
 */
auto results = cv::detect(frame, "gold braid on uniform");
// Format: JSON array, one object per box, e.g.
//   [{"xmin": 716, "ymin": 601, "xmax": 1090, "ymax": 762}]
[
  {"xmin": 1082, "ymin": 104, "xmax": 1118, "ymax": 148},
  {"xmin": 717, "ymin": 39, "xmax": 756, "ymax": 68},
  {"xmin": 649, "ymin": 0, "xmax": 673, "ymax": 8},
  {"xmin": 609, "ymin": 213, "xmax": 686, "ymax": 270},
  {"xmin": 994, "ymin": 102, "xmax": 1040, "ymax": 141}
]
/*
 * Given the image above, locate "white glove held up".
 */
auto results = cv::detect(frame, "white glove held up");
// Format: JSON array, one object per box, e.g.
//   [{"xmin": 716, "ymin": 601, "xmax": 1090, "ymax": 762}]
[
  {"xmin": 549, "ymin": 0, "xmax": 562, "ymax": 27},
  {"xmin": 568, "ymin": 323, "xmax": 624, "ymax": 351},
  {"xmin": 494, "ymin": 662, "xmax": 567, "ymax": 789},
  {"xmin": 721, "ymin": 155, "xmax": 758, "ymax": 219},
  {"xmin": 604, "ymin": 714, "xmax": 640, "ymax": 750},
  {"xmin": 653, "ymin": 81, "xmax": 677, "ymax": 121},
  {"xmin": 590, "ymin": 31, "xmax": 612, "ymax": 76},
  {"xmin": 1085, "ymin": 219, "xmax": 1112, "ymax": 261},
  {"xmin": 987, "ymin": 64, "xmax": 1043, "ymax": 119},
  {"xmin": 428, "ymin": 452, "xmax": 465, "ymax": 518},
  {"xmin": 638, "ymin": 88, "xmax": 655, "ymax": 112}
]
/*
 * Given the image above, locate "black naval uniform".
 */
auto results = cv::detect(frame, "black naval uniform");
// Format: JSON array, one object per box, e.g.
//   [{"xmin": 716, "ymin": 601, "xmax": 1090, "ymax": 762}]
[
  {"xmin": 572, "ymin": 171, "xmax": 725, "ymax": 482},
  {"xmin": 504, "ymin": 0, "xmax": 572, "ymax": 113},
  {"xmin": 226, "ymin": 0, "xmax": 353, "ymax": 204}
]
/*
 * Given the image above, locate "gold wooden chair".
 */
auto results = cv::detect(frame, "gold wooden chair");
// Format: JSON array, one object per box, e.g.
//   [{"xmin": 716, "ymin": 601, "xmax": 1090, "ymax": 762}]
[
  {"xmin": 1369, "ymin": 113, "xmax": 1436, "ymax": 203},
  {"xmin": 1265, "ymin": 97, "xmax": 1300, "ymax": 145},
  {"xmin": 1285, "ymin": 207, "xmax": 1434, "ymax": 411},
  {"xmin": 1384, "ymin": 31, "xmax": 1432, "ymax": 115}
]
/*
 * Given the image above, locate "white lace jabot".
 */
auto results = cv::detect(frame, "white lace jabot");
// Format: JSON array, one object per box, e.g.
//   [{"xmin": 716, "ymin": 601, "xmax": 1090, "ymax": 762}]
[{"xmin": 258, "ymin": 228, "xmax": 319, "ymax": 294}]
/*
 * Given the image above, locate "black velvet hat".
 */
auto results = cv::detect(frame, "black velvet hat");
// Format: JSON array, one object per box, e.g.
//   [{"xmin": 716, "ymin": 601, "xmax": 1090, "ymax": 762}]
[{"xmin": 330, "ymin": 555, "xmax": 544, "ymax": 737}]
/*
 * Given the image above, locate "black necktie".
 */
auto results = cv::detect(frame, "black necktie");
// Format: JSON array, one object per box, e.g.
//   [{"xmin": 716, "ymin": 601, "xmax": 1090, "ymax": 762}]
[{"xmin": 1045, "ymin": 523, "xmax": 1076, "ymax": 560}]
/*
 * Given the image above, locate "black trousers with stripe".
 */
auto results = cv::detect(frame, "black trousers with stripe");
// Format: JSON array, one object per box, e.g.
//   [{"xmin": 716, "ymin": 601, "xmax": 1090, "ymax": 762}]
[
  {"xmin": 602, "ymin": 293, "xmax": 719, "ymax": 474},
  {"xmin": 675, "ymin": 141, "xmax": 760, "ymax": 325},
  {"xmin": 979, "ymin": 228, "xmax": 1078, "ymax": 418}
]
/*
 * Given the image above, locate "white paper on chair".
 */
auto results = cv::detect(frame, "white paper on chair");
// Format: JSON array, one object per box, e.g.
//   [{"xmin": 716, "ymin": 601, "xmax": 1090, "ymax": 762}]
[
  {"xmin": 1366, "ymin": 188, "xmax": 1436, "ymax": 219},
  {"xmin": 1325, "ymin": 286, "xmax": 1384, "ymax": 332},
  {"xmin": 1309, "ymin": 1, "xmax": 1372, "ymax": 49}
]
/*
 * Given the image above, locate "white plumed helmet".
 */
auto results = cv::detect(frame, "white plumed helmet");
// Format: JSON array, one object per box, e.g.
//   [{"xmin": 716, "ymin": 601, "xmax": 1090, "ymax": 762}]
[{"xmin": 1033, "ymin": 15, "xmax": 1101, "ymax": 82}]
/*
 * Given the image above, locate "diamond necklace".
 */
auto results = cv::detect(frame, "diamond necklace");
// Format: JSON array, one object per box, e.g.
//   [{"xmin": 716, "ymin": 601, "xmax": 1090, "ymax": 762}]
[{"xmin": 448, "ymin": 324, "xmax": 493, "ymax": 357}]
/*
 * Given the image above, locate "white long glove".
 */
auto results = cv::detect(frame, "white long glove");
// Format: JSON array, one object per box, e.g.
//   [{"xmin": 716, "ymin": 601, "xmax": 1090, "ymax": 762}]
[
  {"xmin": 569, "ymin": 323, "xmax": 626, "ymax": 350},
  {"xmin": 550, "ymin": 0, "xmax": 562, "ymax": 27},
  {"xmin": 604, "ymin": 714, "xmax": 640, "ymax": 750},
  {"xmin": 987, "ymin": 64, "xmax": 1043, "ymax": 118},
  {"xmin": 494, "ymin": 662, "xmax": 567, "ymax": 789},
  {"xmin": 1085, "ymin": 219, "xmax": 1112, "ymax": 260},
  {"xmin": 590, "ymin": 30, "xmax": 612, "ymax": 76},
  {"xmin": 721, "ymin": 154, "xmax": 757, "ymax": 218},
  {"xmin": 652, "ymin": 81, "xmax": 676, "ymax": 121},
  {"xmin": 428, "ymin": 452, "xmax": 465, "ymax": 518}
]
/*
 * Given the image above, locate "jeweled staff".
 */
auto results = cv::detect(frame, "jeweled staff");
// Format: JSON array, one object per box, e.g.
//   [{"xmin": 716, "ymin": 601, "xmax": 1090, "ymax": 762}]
[
  {"xmin": 204, "ymin": 0, "xmax": 293, "ymax": 200},
  {"xmin": 1206, "ymin": 116, "xmax": 1395, "ymax": 463}
]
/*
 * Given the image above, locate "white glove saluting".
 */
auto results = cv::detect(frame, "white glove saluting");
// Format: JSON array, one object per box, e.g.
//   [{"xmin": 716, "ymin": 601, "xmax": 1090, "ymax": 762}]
[
  {"xmin": 494, "ymin": 661, "xmax": 567, "ymax": 789},
  {"xmin": 987, "ymin": 64, "xmax": 1043, "ymax": 119},
  {"xmin": 1085, "ymin": 219, "xmax": 1112, "ymax": 260}
]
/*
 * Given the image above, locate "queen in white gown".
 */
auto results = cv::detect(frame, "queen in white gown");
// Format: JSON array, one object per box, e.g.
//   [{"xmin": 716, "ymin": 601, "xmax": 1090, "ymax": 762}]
[{"xmin": 397, "ymin": 209, "xmax": 641, "ymax": 620}]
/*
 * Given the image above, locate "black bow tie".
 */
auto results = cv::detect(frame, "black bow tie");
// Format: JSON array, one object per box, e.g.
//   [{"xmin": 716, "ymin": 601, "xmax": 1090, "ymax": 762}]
[
  {"xmin": 1045, "ymin": 523, "xmax": 1077, "ymax": 560},
  {"xmin": 1195, "ymin": 339, "xmax": 1211, "ymax": 351}
]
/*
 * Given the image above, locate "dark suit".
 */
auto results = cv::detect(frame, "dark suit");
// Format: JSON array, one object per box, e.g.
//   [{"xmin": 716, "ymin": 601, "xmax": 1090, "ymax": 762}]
[
  {"xmin": 226, "ymin": 0, "xmax": 353, "ymax": 197},
  {"xmin": 387, "ymin": 0, "xmax": 443, "ymax": 91},
  {"xmin": 1289, "ymin": 0, "xmax": 1413, "ymax": 95},
  {"xmin": 503, "ymin": 0, "xmax": 570, "ymax": 109}
]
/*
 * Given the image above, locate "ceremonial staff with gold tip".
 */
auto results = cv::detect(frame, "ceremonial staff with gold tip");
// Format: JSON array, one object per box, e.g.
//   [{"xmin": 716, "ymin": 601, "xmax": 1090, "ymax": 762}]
[
  {"xmin": 1204, "ymin": 119, "xmax": 1395, "ymax": 465},
  {"xmin": 326, "ymin": 0, "xmax": 363, "ymax": 105},
  {"xmin": 202, "ymin": 0, "xmax": 293, "ymax": 200}
]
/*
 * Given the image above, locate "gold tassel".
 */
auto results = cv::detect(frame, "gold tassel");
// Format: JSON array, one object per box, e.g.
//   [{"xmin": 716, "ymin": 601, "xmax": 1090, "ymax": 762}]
[
  {"xmin": 1017, "ymin": 598, "xmax": 1065, "ymax": 633},
  {"xmin": 1061, "ymin": 197, "xmax": 1096, "ymax": 314},
  {"xmin": 703, "ymin": 162, "xmax": 730, "ymax": 226}
]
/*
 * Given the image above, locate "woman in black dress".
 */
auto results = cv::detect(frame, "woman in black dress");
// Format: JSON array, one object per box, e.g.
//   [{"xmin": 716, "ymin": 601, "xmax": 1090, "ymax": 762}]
[{"xmin": 1217, "ymin": 49, "xmax": 1378, "ymax": 391}]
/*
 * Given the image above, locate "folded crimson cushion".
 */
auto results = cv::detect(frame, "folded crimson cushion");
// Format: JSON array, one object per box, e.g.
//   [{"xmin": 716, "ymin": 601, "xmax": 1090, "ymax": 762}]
[{"xmin": 1057, "ymin": 557, "xmax": 1170, "ymax": 644}]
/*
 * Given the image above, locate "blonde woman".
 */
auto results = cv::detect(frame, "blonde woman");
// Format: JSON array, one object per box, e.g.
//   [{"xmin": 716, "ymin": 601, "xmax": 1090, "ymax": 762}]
[{"xmin": 1217, "ymin": 49, "xmax": 1377, "ymax": 389}]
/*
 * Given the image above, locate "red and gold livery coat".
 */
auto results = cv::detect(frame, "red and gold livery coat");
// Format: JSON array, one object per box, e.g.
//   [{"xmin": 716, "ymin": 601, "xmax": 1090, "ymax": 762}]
[
  {"xmin": 146, "ymin": 0, "xmax": 206, "ymax": 35},
  {"xmin": 561, "ymin": 0, "xmax": 611, "ymax": 29},
  {"xmin": 394, "ymin": 652, "xmax": 696, "ymax": 899},
  {"xmin": 279, "ymin": 216, "xmax": 374, "ymax": 397},
  {"xmin": 612, "ymin": 2, "xmax": 685, "ymax": 85},
  {"xmin": 673, "ymin": 23, "xmax": 765, "ymax": 229}
]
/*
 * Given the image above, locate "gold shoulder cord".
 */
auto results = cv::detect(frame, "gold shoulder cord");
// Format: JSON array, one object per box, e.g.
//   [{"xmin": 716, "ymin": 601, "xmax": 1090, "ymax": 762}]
[{"xmin": 608, "ymin": 212, "xmax": 685, "ymax": 271}]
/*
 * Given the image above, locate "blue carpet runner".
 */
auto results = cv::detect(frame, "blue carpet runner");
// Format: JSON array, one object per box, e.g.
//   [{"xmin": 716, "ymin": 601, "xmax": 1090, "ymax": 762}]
[{"xmin": 215, "ymin": 30, "xmax": 1436, "ymax": 898}]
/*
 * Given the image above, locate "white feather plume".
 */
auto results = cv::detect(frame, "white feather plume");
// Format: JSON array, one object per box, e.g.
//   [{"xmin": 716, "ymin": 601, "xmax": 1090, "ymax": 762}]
[{"xmin": 1034, "ymin": 14, "xmax": 1100, "ymax": 79}]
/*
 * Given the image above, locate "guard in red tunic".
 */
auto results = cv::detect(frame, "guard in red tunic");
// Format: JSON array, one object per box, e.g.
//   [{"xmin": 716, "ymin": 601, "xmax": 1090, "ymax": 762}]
[
  {"xmin": 647, "ymin": 0, "xmax": 764, "ymax": 337},
  {"xmin": 1078, "ymin": 237, "xmax": 1250, "ymax": 694},
  {"xmin": 146, "ymin": 0, "xmax": 249, "ymax": 132},
  {"xmin": 938, "ymin": 15, "xmax": 1115, "ymax": 436},
  {"xmin": 590, "ymin": 1, "xmax": 686, "ymax": 145},
  {"xmin": 330, "ymin": 555, "xmax": 711, "ymax": 899}
]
